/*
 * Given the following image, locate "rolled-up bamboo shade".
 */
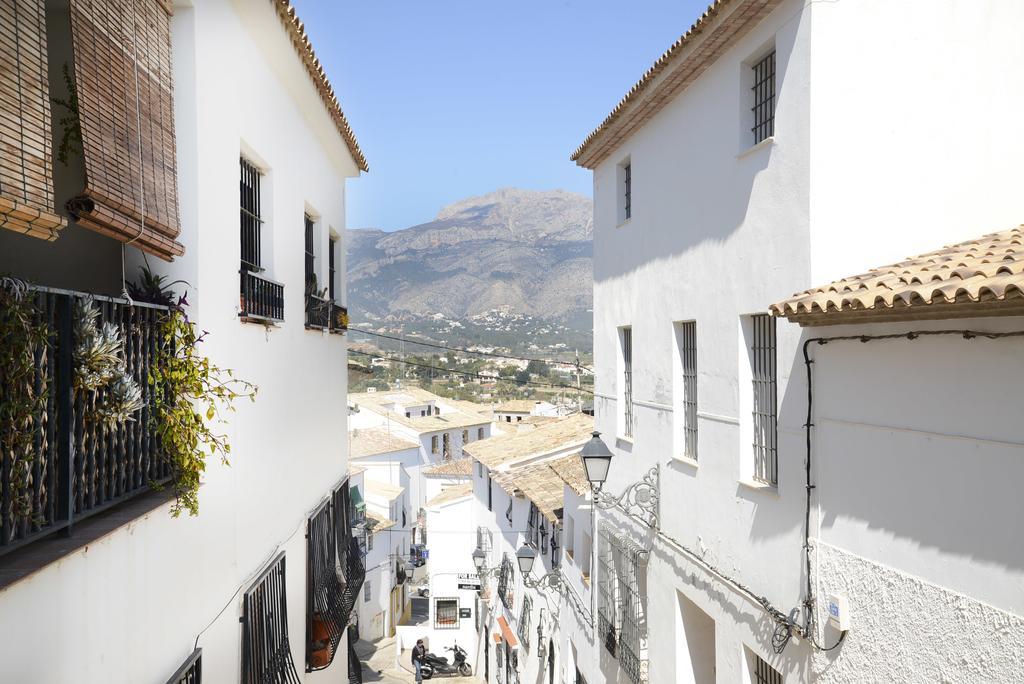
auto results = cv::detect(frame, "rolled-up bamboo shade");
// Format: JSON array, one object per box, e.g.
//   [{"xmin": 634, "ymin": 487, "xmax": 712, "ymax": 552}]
[
  {"xmin": 67, "ymin": 0, "xmax": 183, "ymax": 261},
  {"xmin": 0, "ymin": 0, "xmax": 67, "ymax": 241}
]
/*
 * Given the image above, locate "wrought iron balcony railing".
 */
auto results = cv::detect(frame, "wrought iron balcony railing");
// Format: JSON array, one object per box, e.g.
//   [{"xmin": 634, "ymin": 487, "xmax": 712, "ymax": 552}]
[
  {"xmin": 0, "ymin": 286, "xmax": 173, "ymax": 558},
  {"xmin": 329, "ymin": 302, "xmax": 348, "ymax": 334},
  {"xmin": 305, "ymin": 294, "xmax": 331, "ymax": 329},
  {"xmin": 239, "ymin": 269, "xmax": 284, "ymax": 323}
]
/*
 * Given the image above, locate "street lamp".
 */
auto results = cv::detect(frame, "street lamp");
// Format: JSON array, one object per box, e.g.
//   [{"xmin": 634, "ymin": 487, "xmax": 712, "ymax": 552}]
[
  {"xmin": 579, "ymin": 431, "xmax": 660, "ymax": 528},
  {"xmin": 471, "ymin": 548, "xmax": 501, "ymax": 579},
  {"xmin": 516, "ymin": 543, "xmax": 562, "ymax": 591}
]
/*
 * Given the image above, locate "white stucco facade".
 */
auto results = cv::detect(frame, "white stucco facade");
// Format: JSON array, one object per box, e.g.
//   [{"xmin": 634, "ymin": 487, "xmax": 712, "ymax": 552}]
[
  {"xmin": 579, "ymin": 1, "xmax": 1024, "ymax": 683},
  {"xmin": 0, "ymin": 1, "xmax": 362, "ymax": 682}
]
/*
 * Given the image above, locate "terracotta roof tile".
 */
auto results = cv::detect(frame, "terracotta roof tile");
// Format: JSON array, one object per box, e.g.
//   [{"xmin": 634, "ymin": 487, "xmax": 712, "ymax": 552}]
[
  {"xmin": 571, "ymin": 0, "xmax": 783, "ymax": 169},
  {"xmin": 270, "ymin": 0, "xmax": 368, "ymax": 171},
  {"xmin": 425, "ymin": 483, "xmax": 474, "ymax": 507},
  {"xmin": 349, "ymin": 428, "xmax": 420, "ymax": 459},
  {"xmin": 366, "ymin": 510, "xmax": 396, "ymax": 532},
  {"xmin": 424, "ymin": 458, "xmax": 473, "ymax": 478},
  {"xmin": 365, "ymin": 480, "xmax": 405, "ymax": 501},
  {"xmin": 350, "ymin": 387, "xmax": 491, "ymax": 434},
  {"xmin": 548, "ymin": 452, "xmax": 589, "ymax": 496},
  {"xmin": 771, "ymin": 226, "xmax": 1024, "ymax": 325},
  {"xmin": 464, "ymin": 414, "xmax": 593, "ymax": 470},
  {"xmin": 491, "ymin": 453, "xmax": 583, "ymax": 523}
]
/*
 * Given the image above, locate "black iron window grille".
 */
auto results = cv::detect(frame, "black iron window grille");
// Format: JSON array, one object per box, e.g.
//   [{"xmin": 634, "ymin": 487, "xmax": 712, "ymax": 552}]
[
  {"xmin": 241, "ymin": 552, "xmax": 302, "ymax": 684},
  {"xmin": 435, "ymin": 597, "xmax": 459, "ymax": 629},
  {"xmin": 678, "ymin": 321, "xmax": 698, "ymax": 460},
  {"xmin": 0, "ymin": 288, "xmax": 173, "ymax": 558},
  {"xmin": 462, "ymin": 429, "xmax": 469, "ymax": 443},
  {"xmin": 527, "ymin": 504, "xmax": 539, "ymax": 548},
  {"xmin": 431, "ymin": 435, "xmax": 439, "ymax": 455},
  {"xmin": 518, "ymin": 593, "xmax": 533, "ymax": 650},
  {"xmin": 443, "ymin": 432, "xmax": 451, "ymax": 459},
  {"xmin": 240, "ymin": 270, "xmax": 285, "ymax": 323},
  {"xmin": 505, "ymin": 497, "xmax": 513, "ymax": 526},
  {"xmin": 240, "ymin": 157, "xmax": 262, "ymax": 272},
  {"xmin": 550, "ymin": 528, "xmax": 560, "ymax": 568},
  {"xmin": 623, "ymin": 163, "xmax": 631, "ymax": 220},
  {"xmin": 751, "ymin": 50, "xmax": 776, "ymax": 145},
  {"xmin": 166, "ymin": 648, "xmax": 202, "ymax": 684},
  {"xmin": 622, "ymin": 327, "xmax": 634, "ymax": 438},
  {"xmin": 304, "ymin": 215, "xmax": 315, "ymax": 293},
  {"xmin": 750, "ymin": 313, "xmax": 778, "ymax": 485},
  {"xmin": 753, "ymin": 654, "xmax": 783, "ymax": 684},
  {"xmin": 328, "ymin": 237, "xmax": 337, "ymax": 303},
  {"xmin": 305, "ymin": 215, "xmax": 333, "ymax": 329},
  {"xmin": 598, "ymin": 525, "xmax": 649, "ymax": 684},
  {"xmin": 498, "ymin": 553, "xmax": 515, "ymax": 610},
  {"xmin": 306, "ymin": 500, "xmax": 345, "ymax": 672},
  {"xmin": 539, "ymin": 518, "xmax": 549, "ymax": 555}
]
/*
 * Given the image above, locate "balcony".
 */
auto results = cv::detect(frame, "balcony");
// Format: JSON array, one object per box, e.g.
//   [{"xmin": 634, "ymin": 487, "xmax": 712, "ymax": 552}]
[
  {"xmin": 239, "ymin": 269, "xmax": 284, "ymax": 323},
  {"xmin": 0, "ymin": 286, "xmax": 172, "ymax": 559},
  {"xmin": 305, "ymin": 294, "xmax": 348, "ymax": 334}
]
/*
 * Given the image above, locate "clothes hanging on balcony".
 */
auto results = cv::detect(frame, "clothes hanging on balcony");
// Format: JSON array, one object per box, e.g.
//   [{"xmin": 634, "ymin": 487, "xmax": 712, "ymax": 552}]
[
  {"xmin": 65, "ymin": 0, "xmax": 184, "ymax": 261},
  {"xmin": 0, "ymin": 0, "xmax": 67, "ymax": 240}
]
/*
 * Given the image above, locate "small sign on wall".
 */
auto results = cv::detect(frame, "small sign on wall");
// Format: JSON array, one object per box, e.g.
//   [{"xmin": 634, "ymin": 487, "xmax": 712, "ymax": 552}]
[{"xmin": 459, "ymin": 608, "xmax": 472, "ymax": 619}]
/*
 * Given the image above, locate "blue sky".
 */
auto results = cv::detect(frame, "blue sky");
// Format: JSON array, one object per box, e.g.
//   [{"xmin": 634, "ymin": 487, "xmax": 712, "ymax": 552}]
[{"xmin": 292, "ymin": 0, "xmax": 708, "ymax": 231}]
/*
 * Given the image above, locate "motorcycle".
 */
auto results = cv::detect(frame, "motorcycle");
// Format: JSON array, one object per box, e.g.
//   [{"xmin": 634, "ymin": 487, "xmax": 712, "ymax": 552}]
[{"xmin": 420, "ymin": 643, "xmax": 472, "ymax": 678}]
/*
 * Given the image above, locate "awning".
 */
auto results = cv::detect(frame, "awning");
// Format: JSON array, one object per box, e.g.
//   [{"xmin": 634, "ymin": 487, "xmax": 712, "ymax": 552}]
[
  {"xmin": 497, "ymin": 616, "xmax": 518, "ymax": 648},
  {"xmin": 350, "ymin": 486, "xmax": 366, "ymax": 512}
]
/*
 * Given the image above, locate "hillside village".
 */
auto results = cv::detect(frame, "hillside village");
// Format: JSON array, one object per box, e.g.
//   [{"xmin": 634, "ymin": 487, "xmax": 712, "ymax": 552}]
[{"xmin": 0, "ymin": 1, "xmax": 1021, "ymax": 684}]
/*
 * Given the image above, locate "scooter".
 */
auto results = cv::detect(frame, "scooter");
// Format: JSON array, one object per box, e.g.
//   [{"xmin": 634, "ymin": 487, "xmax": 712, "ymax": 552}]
[{"xmin": 420, "ymin": 643, "xmax": 472, "ymax": 678}]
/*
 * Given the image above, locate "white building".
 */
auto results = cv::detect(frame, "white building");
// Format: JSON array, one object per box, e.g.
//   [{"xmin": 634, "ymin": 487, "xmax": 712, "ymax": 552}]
[
  {"xmin": 360, "ymin": 476, "xmax": 413, "ymax": 642},
  {"xmin": 0, "ymin": 0, "xmax": 366, "ymax": 681},
  {"xmin": 570, "ymin": 0, "xmax": 1024, "ymax": 682},
  {"xmin": 349, "ymin": 387, "xmax": 493, "ymax": 519},
  {"xmin": 494, "ymin": 399, "xmax": 560, "ymax": 424}
]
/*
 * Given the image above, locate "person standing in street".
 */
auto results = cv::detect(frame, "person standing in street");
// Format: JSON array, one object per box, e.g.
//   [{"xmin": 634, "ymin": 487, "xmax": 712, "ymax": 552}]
[{"xmin": 412, "ymin": 638, "xmax": 427, "ymax": 682}]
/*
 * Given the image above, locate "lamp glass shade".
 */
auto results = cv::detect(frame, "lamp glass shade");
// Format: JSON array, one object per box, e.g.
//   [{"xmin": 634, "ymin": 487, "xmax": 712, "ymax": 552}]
[
  {"xmin": 472, "ymin": 548, "xmax": 485, "ymax": 570},
  {"xmin": 516, "ymin": 545, "xmax": 536, "ymax": 575},
  {"xmin": 580, "ymin": 431, "xmax": 613, "ymax": 485}
]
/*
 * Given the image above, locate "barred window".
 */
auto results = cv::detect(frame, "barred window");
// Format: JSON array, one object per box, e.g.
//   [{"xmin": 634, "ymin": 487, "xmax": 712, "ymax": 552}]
[
  {"xmin": 518, "ymin": 593, "xmax": 533, "ymax": 650},
  {"xmin": 497, "ymin": 553, "xmax": 515, "ymax": 610},
  {"xmin": 623, "ymin": 163, "xmax": 631, "ymax": 220},
  {"xmin": 241, "ymin": 553, "xmax": 301, "ymax": 683},
  {"xmin": 304, "ymin": 214, "xmax": 315, "ymax": 293},
  {"xmin": 675, "ymin": 321, "xmax": 698, "ymax": 461},
  {"xmin": 435, "ymin": 597, "xmax": 459, "ymax": 629},
  {"xmin": 328, "ymin": 236, "xmax": 337, "ymax": 302},
  {"xmin": 527, "ymin": 503, "xmax": 539, "ymax": 548},
  {"xmin": 752, "ymin": 653, "xmax": 783, "ymax": 684},
  {"xmin": 443, "ymin": 432, "xmax": 451, "ymax": 459},
  {"xmin": 240, "ymin": 157, "xmax": 263, "ymax": 271},
  {"xmin": 598, "ymin": 525, "xmax": 648, "ymax": 684},
  {"xmin": 478, "ymin": 427, "xmax": 485, "ymax": 440},
  {"xmin": 462, "ymin": 429, "xmax": 470, "ymax": 443},
  {"xmin": 488, "ymin": 474, "xmax": 493, "ymax": 511},
  {"xmin": 505, "ymin": 497, "xmax": 513, "ymax": 526},
  {"xmin": 306, "ymin": 500, "xmax": 346, "ymax": 671},
  {"xmin": 749, "ymin": 314, "xmax": 778, "ymax": 485},
  {"xmin": 621, "ymin": 327, "xmax": 634, "ymax": 438},
  {"xmin": 431, "ymin": 435, "xmax": 439, "ymax": 455},
  {"xmin": 167, "ymin": 648, "xmax": 202, "ymax": 684},
  {"xmin": 550, "ymin": 527, "xmax": 561, "ymax": 568},
  {"xmin": 751, "ymin": 50, "xmax": 776, "ymax": 145}
]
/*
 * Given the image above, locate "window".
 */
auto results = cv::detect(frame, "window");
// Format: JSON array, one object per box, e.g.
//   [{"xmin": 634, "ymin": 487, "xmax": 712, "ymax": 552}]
[
  {"xmin": 621, "ymin": 327, "xmax": 634, "ymax": 438},
  {"xmin": 675, "ymin": 321, "xmax": 698, "ymax": 461},
  {"xmin": 435, "ymin": 597, "xmax": 459, "ymax": 629},
  {"xmin": 550, "ymin": 526, "xmax": 561, "ymax": 568},
  {"xmin": 328, "ymin": 236, "xmax": 338, "ymax": 302},
  {"xmin": 506, "ymin": 416, "xmax": 512, "ymax": 423},
  {"xmin": 750, "ymin": 652, "xmax": 783, "ymax": 684},
  {"xmin": 462, "ymin": 429, "xmax": 470, "ymax": 443},
  {"xmin": 477, "ymin": 462, "xmax": 484, "ymax": 478},
  {"xmin": 443, "ymin": 433, "xmax": 451, "ymax": 459},
  {"xmin": 580, "ymin": 532, "xmax": 592, "ymax": 584},
  {"xmin": 516, "ymin": 416, "xmax": 523, "ymax": 422},
  {"xmin": 565, "ymin": 515, "xmax": 575, "ymax": 561},
  {"xmin": 505, "ymin": 497, "xmax": 513, "ymax": 526},
  {"xmin": 478, "ymin": 427, "xmax": 485, "ymax": 440},
  {"xmin": 751, "ymin": 50, "xmax": 776, "ymax": 145},
  {"xmin": 304, "ymin": 214, "xmax": 315, "ymax": 294},
  {"xmin": 241, "ymin": 552, "xmax": 301, "ymax": 683},
  {"xmin": 750, "ymin": 314, "xmax": 778, "ymax": 485},
  {"xmin": 239, "ymin": 157, "xmax": 284, "ymax": 322},
  {"xmin": 597, "ymin": 524, "xmax": 648, "ymax": 684},
  {"xmin": 527, "ymin": 503, "xmax": 539, "ymax": 548},
  {"xmin": 240, "ymin": 157, "xmax": 263, "ymax": 272},
  {"xmin": 364, "ymin": 580, "xmax": 372, "ymax": 603},
  {"xmin": 497, "ymin": 554, "xmax": 515, "ymax": 609},
  {"xmin": 488, "ymin": 474, "xmax": 493, "ymax": 511},
  {"xmin": 406, "ymin": 412, "xmax": 411, "ymax": 418},
  {"xmin": 431, "ymin": 435, "xmax": 439, "ymax": 455},
  {"xmin": 623, "ymin": 163, "xmax": 631, "ymax": 220},
  {"xmin": 307, "ymin": 500, "xmax": 346, "ymax": 671},
  {"xmin": 518, "ymin": 593, "xmax": 533, "ymax": 649}
]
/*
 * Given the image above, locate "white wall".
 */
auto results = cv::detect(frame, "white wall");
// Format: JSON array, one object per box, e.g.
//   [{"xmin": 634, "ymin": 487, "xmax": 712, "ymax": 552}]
[
  {"xmin": 589, "ymin": 0, "xmax": 813, "ymax": 681},
  {"xmin": 0, "ymin": 1, "xmax": 359, "ymax": 681}
]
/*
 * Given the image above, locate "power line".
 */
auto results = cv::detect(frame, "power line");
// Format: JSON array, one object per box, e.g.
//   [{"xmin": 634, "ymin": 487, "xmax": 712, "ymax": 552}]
[
  {"xmin": 348, "ymin": 349, "xmax": 594, "ymax": 395},
  {"xmin": 348, "ymin": 327, "xmax": 594, "ymax": 373}
]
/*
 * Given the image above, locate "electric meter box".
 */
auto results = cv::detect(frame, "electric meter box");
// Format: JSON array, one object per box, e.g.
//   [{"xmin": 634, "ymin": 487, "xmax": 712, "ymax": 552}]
[{"xmin": 826, "ymin": 593, "xmax": 850, "ymax": 631}]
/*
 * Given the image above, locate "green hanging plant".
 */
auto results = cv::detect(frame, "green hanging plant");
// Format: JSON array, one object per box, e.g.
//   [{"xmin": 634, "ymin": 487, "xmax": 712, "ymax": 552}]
[
  {"xmin": 140, "ymin": 267, "xmax": 256, "ymax": 517},
  {"xmin": 72, "ymin": 297, "xmax": 144, "ymax": 426},
  {"xmin": 0, "ymin": 278, "xmax": 48, "ymax": 521},
  {"xmin": 52, "ymin": 63, "xmax": 82, "ymax": 166}
]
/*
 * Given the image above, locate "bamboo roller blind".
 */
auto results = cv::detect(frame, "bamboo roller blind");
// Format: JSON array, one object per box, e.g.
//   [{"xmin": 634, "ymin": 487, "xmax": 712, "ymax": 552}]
[
  {"xmin": 67, "ymin": 0, "xmax": 183, "ymax": 261},
  {"xmin": 0, "ymin": 0, "xmax": 67, "ymax": 241}
]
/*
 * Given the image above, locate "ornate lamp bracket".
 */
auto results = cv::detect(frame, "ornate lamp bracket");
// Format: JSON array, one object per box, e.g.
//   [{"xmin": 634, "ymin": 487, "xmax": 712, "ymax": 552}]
[{"xmin": 593, "ymin": 464, "xmax": 660, "ymax": 528}]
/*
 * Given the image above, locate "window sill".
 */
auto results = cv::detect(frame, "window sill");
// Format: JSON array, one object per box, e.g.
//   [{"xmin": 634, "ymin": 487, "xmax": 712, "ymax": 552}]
[
  {"xmin": 736, "ymin": 136, "xmax": 774, "ymax": 160},
  {"xmin": 239, "ymin": 315, "xmax": 282, "ymax": 327},
  {"xmin": 616, "ymin": 435, "xmax": 634, "ymax": 446},
  {"xmin": 738, "ymin": 478, "xmax": 779, "ymax": 497},
  {"xmin": 616, "ymin": 218, "xmax": 632, "ymax": 229},
  {"xmin": 672, "ymin": 455, "xmax": 699, "ymax": 470}
]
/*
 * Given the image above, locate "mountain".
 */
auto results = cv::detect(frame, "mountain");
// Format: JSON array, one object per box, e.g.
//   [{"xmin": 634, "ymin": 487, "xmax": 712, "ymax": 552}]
[{"xmin": 347, "ymin": 188, "xmax": 593, "ymax": 327}]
